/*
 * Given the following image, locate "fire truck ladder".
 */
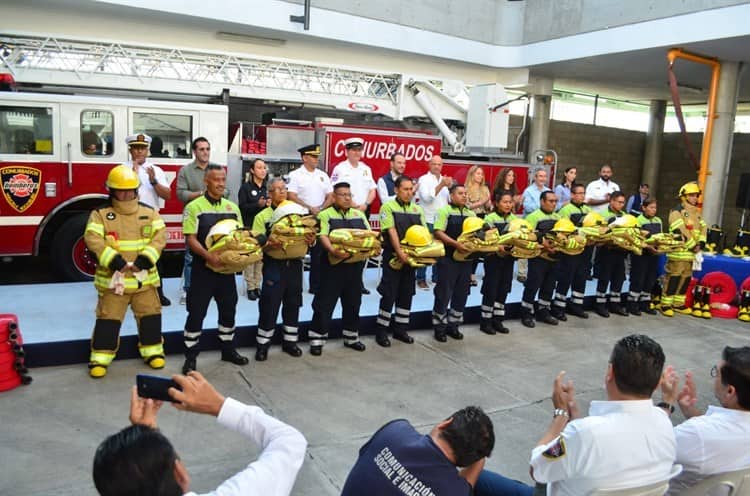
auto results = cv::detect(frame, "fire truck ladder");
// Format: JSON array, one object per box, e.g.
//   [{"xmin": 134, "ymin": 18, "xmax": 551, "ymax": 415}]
[{"xmin": 0, "ymin": 33, "xmax": 401, "ymax": 116}]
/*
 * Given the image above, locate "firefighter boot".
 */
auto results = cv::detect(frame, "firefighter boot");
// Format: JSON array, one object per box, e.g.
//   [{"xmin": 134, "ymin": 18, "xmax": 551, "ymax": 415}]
[
  {"xmin": 479, "ymin": 318, "xmax": 496, "ymax": 335},
  {"xmin": 691, "ymin": 286, "xmax": 704, "ymax": 318},
  {"xmin": 446, "ymin": 323, "xmax": 464, "ymax": 340},
  {"xmin": 182, "ymin": 348, "xmax": 198, "ymax": 375},
  {"xmin": 89, "ymin": 363, "xmax": 108, "ymax": 378},
  {"xmin": 567, "ymin": 303, "xmax": 589, "ymax": 319},
  {"xmin": 642, "ymin": 300, "xmax": 658, "ymax": 315},
  {"xmin": 537, "ymin": 308, "xmax": 559, "ymax": 326},
  {"xmin": 521, "ymin": 308, "xmax": 536, "ymax": 328},
  {"xmin": 221, "ymin": 345, "xmax": 250, "ymax": 365},
  {"xmin": 627, "ymin": 298, "xmax": 642, "ymax": 316},
  {"xmin": 739, "ymin": 290, "xmax": 750, "ymax": 322},
  {"xmin": 434, "ymin": 322, "xmax": 448, "ymax": 342},
  {"xmin": 594, "ymin": 302, "xmax": 610, "ymax": 318},
  {"xmin": 491, "ymin": 316, "xmax": 510, "ymax": 334},
  {"xmin": 550, "ymin": 305, "xmax": 568, "ymax": 322},
  {"xmin": 701, "ymin": 286, "xmax": 712, "ymax": 319}
]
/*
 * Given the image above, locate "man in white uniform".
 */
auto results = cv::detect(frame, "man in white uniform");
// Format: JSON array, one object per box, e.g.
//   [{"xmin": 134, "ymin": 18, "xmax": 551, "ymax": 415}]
[
  {"xmin": 474, "ymin": 334, "xmax": 676, "ymax": 496},
  {"xmin": 330, "ymin": 137, "xmax": 377, "ymax": 294},
  {"xmin": 126, "ymin": 133, "xmax": 172, "ymax": 306},
  {"xmin": 287, "ymin": 144, "xmax": 333, "ymax": 294},
  {"xmin": 93, "ymin": 371, "xmax": 307, "ymax": 496},
  {"xmin": 660, "ymin": 345, "xmax": 750, "ymax": 494},
  {"xmin": 584, "ymin": 164, "xmax": 620, "ymax": 215},
  {"xmin": 415, "ymin": 154, "xmax": 453, "ymax": 289}
]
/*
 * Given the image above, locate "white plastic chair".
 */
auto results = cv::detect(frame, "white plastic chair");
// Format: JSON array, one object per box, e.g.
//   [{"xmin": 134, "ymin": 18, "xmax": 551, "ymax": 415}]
[
  {"xmin": 679, "ymin": 467, "xmax": 750, "ymax": 496},
  {"xmin": 589, "ymin": 464, "xmax": 683, "ymax": 496}
]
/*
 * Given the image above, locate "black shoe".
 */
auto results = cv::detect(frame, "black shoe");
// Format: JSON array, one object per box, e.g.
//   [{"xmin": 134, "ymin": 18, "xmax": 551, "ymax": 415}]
[
  {"xmin": 255, "ymin": 345, "xmax": 269, "ymax": 362},
  {"xmin": 537, "ymin": 310, "xmax": 559, "ymax": 326},
  {"xmin": 610, "ymin": 304, "xmax": 629, "ymax": 316},
  {"xmin": 567, "ymin": 305, "xmax": 589, "ymax": 319},
  {"xmin": 253, "ymin": 289, "xmax": 261, "ymax": 299},
  {"xmin": 247, "ymin": 290, "xmax": 258, "ymax": 301},
  {"xmin": 221, "ymin": 348, "xmax": 249, "ymax": 365},
  {"xmin": 491, "ymin": 317, "xmax": 510, "ymax": 334},
  {"xmin": 521, "ymin": 314, "xmax": 536, "ymax": 328},
  {"xmin": 550, "ymin": 307, "xmax": 568, "ymax": 322},
  {"xmin": 434, "ymin": 332, "xmax": 447, "ymax": 342},
  {"xmin": 282, "ymin": 343, "xmax": 303, "ymax": 357},
  {"xmin": 361, "ymin": 288, "xmax": 371, "ymax": 295},
  {"xmin": 479, "ymin": 319, "xmax": 496, "ymax": 335},
  {"xmin": 446, "ymin": 326, "xmax": 464, "ymax": 340},
  {"xmin": 182, "ymin": 357, "xmax": 196, "ymax": 375},
  {"xmin": 310, "ymin": 345, "xmax": 322, "ymax": 356},
  {"xmin": 393, "ymin": 331, "xmax": 414, "ymax": 344},
  {"xmin": 160, "ymin": 294, "xmax": 172, "ymax": 306},
  {"xmin": 627, "ymin": 302, "xmax": 641, "ymax": 316},
  {"xmin": 594, "ymin": 303, "xmax": 610, "ymax": 318},
  {"xmin": 642, "ymin": 302, "xmax": 658, "ymax": 315},
  {"xmin": 344, "ymin": 341, "xmax": 366, "ymax": 352},
  {"xmin": 376, "ymin": 333, "xmax": 391, "ymax": 347}
]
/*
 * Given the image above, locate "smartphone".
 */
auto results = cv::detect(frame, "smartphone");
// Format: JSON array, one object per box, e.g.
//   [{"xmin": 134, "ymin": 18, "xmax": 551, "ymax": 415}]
[{"xmin": 136, "ymin": 374, "xmax": 181, "ymax": 402}]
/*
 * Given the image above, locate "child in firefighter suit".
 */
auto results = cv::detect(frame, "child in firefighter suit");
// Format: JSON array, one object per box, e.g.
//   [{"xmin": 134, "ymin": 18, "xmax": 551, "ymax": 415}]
[
  {"xmin": 661, "ymin": 182, "xmax": 707, "ymax": 317},
  {"xmin": 85, "ymin": 165, "xmax": 166, "ymax": 378}
]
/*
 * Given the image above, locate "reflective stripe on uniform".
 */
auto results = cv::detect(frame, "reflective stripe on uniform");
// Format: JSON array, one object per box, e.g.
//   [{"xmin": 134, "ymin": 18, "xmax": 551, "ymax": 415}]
[
  {"xmin": 99, "ymin": 246, "xmax": 118, "ymax": 268},
  {"xmin": 90, "ymin": 350, "xmax": 116, "ymax": 365},
  {"xmin": 138, "ymin": 341, "xmax": 165, "ymax": 358},
  {"xmin": 86, "ymin": 222, "xmax": 105, "ymax": 236},
  {"xmin": 142, "ymin": 245, "xmax": 160, "ymax": 264}
]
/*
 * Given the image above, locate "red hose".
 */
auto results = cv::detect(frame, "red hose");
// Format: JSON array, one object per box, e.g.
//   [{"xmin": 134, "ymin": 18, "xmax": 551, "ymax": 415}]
[{"xmin": 700, "ymin": 271, "xmax": 737, "ymax": 305}]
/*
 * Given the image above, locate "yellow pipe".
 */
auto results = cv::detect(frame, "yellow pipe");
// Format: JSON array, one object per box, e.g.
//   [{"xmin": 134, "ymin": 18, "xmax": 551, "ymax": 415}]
[{"xmin": 667, "ymin": 48, "xmax": 721, "ymax": 205}]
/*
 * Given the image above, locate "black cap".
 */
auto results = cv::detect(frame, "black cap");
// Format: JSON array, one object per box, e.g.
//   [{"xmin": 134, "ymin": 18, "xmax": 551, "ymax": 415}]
[{"xmin": 298, "ymin": 144, "xmax": 321, "ymax": 156}]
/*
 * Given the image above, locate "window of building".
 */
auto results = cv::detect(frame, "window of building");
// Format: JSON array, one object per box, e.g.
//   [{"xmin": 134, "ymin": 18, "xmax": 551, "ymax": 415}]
[
  {"xmin": 81, "ymin": 110, "xmax": 114, "ymax": 156},
  {"xmin": 0, "ymin": 106, "xmax": 54, "ymax": 154},
  {"xmin": 132, "ymin": 112, "xmax": 193, "ymax": 158}
]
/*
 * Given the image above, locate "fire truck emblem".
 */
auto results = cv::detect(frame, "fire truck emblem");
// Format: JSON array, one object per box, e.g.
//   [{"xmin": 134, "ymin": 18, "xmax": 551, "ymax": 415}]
[{"xmin": 1, "ymin": 166, "xmax": 42, "ymax": 213}]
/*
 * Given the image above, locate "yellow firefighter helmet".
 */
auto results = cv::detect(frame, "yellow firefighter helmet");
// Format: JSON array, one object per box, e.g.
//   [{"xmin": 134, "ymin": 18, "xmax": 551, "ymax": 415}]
[
  {"xmin": 679, "ymin": 181, "xmax": 701, "ymax": 198},
  {"xmin": 507, "ymin": 218, "xmax": 532, "ymax": 233},
  {"xmin": 401, "ymin": 225, "xmax": 432, "ymax": 247},
  {"xmin": 581, "ymin": 211, "xmax": 606, "ymax": 227},
  {"xmin": 611, "ymin": 214, "xmax": 638, "ymax": 228},
  {"xmin": 462, "ymin": 217, "xmax": 486, "ymax": 235},
  {"xmin": 105, "ymin": 164, "xmax": 139, "ymax": 190},
  {"xmin": 552, "ymin": 217, "xmax": 576, "ymax": 233},
  {"xmin": 205, "ymin": 218, "xmax": 241, "ymax": 249}
]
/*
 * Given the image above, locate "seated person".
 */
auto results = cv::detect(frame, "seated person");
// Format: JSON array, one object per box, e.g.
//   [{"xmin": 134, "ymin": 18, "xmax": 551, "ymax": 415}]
[
  {"xmin": 475, "ymin": 334, "xmax": 676, "ymax": 496},
  {"xmin": 661, "ymin": 346, "xmax": 750, "ymax": 494},
  {"xmin": 82, "ymin": 131, "xmax": 100, "ymax": 155},
  {"xmin": 93, "ymin": 371, "xmax": 307, "ymax": 496},
  {"xmin": 341, "ymin": 406, "xmax": 494, "ymax": 495}
]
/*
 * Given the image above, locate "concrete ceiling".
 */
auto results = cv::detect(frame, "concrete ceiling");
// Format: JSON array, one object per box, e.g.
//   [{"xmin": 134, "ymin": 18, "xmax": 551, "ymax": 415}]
[{"xmin": 530, "ymin": 34, "xmax": 750, "ymax": 105}]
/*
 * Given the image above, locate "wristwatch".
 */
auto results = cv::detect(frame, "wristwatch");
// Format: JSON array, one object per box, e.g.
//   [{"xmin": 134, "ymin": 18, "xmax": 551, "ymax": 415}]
[
  {"xmin": 553, "ymin": 408, "xmax": 569, "ymax": 419},
  {"xmin": 150, "ymin": 179, "xmax": 158, "ymax": 185},
  {"xmin": 656, "ymin": 401, "xmax": 675, "ymax": 414}
]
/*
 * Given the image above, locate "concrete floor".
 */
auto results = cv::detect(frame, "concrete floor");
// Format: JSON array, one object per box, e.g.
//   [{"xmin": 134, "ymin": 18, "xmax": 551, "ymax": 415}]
[{"xmin": 2, "ymin": 312, "xmax": 749, "ymax": 495}]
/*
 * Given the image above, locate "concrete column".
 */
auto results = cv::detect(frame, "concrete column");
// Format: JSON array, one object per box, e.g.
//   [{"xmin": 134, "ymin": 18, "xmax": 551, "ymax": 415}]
[
  {"xmin": 703, "ymin": 61, "xmax": 742, "ymax": 226},
  {"xmin": 641, "ymin": 100, "xmax": 666, "ymax": 196},
  {"xmin": 527, "ymin": 77, "xmax": 553, "ymax": 164}
]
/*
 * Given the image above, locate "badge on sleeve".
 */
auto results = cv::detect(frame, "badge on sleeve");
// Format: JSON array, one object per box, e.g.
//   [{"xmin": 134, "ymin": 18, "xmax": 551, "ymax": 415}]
[
  {"xmin": 106, "ymin": 212, "xmax": 116, "ymax": 220},
  {"xmin": 542, "ymin": 438, "xmax": 566, "ymax": 459},
  {"xmin": 251, "ymin": 190, "xmax": 258, "ymax": 196}
]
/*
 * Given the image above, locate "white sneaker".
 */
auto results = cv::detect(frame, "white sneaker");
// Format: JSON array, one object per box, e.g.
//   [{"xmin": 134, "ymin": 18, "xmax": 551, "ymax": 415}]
[{"xmin": 179, "ymin": 291, "xmax": 187, "ymax": 305}]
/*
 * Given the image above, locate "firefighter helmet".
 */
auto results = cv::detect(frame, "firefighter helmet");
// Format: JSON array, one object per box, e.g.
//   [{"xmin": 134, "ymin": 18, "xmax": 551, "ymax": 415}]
[
  {"xmin": 105, "ymin": 165, "xmax": 139, "ymax": 190},
  {"xmin": 679, "ymin": 181, "xmax": 701, "ymax": 197},
  {"xmin": 552, "ymin": 218, "xmax": 576, "ymax": 233},
  {"xmin": 507, "ymin": 218, "xmax": 532, "ymax": 233},
  {"xmin": 462, "ymin": 217, "xmax": 486, "ymax": 235},
  {"xmin": 611, "ymin": 214, "xmax": 638, "ymax": 228},
  {"xmin": 581, "ymin": 211, "xmax": 606, "ymax": 227},
  {"xmin": 206, "ymin": 219, "xmax": 241, "ymax": 249},
  {"xmin": 270, "ymin": 200, "xmax": 309, "ymax": 224},
  {"xmin": 401, "ymin": 225, "xmax": 432, "ymax": 247}
]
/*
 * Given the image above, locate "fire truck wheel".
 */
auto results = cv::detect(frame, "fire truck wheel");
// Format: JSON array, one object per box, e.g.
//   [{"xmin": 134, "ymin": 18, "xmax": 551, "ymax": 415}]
[{"xmin": 51, "ymin": 213, "xmax": 96, "ymax": 282}]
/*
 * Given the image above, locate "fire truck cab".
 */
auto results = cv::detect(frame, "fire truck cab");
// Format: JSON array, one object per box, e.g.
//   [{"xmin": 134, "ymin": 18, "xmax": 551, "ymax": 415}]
[{"xmin": 0, "ymin": 91, "xmax": 229, "ymax": 281}]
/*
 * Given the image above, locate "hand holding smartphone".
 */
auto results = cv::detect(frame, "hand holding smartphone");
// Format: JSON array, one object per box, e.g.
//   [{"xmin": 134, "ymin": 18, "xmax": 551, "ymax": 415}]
[{"xmin": 136, "ymin": 374, "xmax": 182, "ymax": 403}]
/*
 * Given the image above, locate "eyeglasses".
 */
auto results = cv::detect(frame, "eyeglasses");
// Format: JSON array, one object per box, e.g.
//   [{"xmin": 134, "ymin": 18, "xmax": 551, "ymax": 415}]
[
  {"xmin": 335, "ymin": 192, "xmax": 352, "ymax": 198},
  {"xmin": 710, "ymin": 365, "xmax": 718, "ymax": 378}
]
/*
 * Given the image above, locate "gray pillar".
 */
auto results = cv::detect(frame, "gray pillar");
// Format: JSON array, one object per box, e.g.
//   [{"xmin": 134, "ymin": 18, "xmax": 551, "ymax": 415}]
[
  {"xmin": 703, "ymin": 61, "xmax": 741, "ymax": 226},
  {"xmin": 528, "ymin": 77, "xmax": 553, "ymax": 165},
  {"xmin": 641, "ymin": 100, "xmax": 666, "ymax": 196}
]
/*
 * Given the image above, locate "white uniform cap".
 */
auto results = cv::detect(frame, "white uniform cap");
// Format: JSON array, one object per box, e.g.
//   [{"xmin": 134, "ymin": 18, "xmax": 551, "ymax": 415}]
[
  {"xmin": 125, "ymin": 133, "xmax": 152, "ymax": 147},
  {"xmin": 344, "ymin": 137, "xmax": 364, "ymax": 148}
]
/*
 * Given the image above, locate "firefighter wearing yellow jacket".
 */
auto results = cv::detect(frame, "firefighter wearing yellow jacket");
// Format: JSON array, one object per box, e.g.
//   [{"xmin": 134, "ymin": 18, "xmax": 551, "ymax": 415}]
[
  {"xmin": 84, "ymin": 165, "xmax": 167, "ymax": 378},
  {"xmin": 661, "ymin": 182, "xmax": 707, "ymax": 317}
]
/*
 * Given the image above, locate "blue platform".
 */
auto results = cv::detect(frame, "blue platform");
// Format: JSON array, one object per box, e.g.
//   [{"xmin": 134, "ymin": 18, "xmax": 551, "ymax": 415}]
[{"xmin": 695, "ymin": 253, "xmax": 750, "ymax": 287}]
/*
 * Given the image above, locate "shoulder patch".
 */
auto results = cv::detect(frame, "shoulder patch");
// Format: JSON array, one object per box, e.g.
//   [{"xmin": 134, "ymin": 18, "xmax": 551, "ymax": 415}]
[{"xmin": 542, "ymin": 438, "xmax": 566, "ymax": 459}]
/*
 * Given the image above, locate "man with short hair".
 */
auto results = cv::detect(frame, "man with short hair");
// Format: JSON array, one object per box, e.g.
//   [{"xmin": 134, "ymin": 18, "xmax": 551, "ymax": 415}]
[
  {"xmin": 660, "ymin": 346, "xmax": 750, "ymax": 493},
  {"xmin": 521, "ymin": 167, "xmax": 551, "ymax": 216},
  {"xmin": 93, "ymin": 371, "xmax": 306, "ymax": 496},
  {"xmin": 341, "ymin": 405, "xmax": 495, "ymax": 496},
  {"xmin": 287, "ymin": 144, "xmax": 333, "ymax": 295},
  {"xmin": 126, "ymin": 133, "xmax": 172, "ymax": 306},
  {"xmin": 307, "ymin": 181, "xmax": 370, "ymax": 355},
  {"xmin": 176, "ymin": 137, "xmax": 225, "ymax": 305},
  {"xmin": 585, "ymin": 164, "xmax": 620, "ymax": 214},
  {"xmin": 375, "ymin": 175, "xmax": 426, "ymax": 347},
  {"xmin": 377, "ymin": 152, "xmax": 407, "ymax": 204},
  {"xmin": 416, "ymin": 155, "xmax": 453, "ymax": 289},
  {"xmin": 475, "ymin": 334, "xmax": 676, "ymax": 496},
  {"xmin": 181, "ymin": 165, "xmax": 249, "ymax": 374},
  {"xmin": 432, "ymin": 183, "xmax": 475, "ymax": 342},
  {"xmin": 330, "ymin": 137, "xmax": 377, "ymax": 294}
]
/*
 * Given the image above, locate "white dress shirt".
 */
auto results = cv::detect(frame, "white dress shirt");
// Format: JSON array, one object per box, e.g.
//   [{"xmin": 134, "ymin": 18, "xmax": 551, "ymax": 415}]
[
  {"xmin": 330, "ymin": 160, "xmax": 376, "ymax": 207},
  {"xmin": 128, "ymin": 160, "xmax": 169, "ymax": 210},
  {"xmin": 287, "ymin": 165, "xmax": 332, "ymax": 209},
  {"xmin": 186, "ymin": 398, "xmax": 307, "ymax": 496},
  {"xmin": 416, "ymin": 172, "xmax": 450, "ymax": 224},
  {"xmin": 585, "ymin": 178, "xmax": 620, "ymax": 214},
  {"xmin": 530, "ymin": 400, "xmax": 676, "ymax": 496}
]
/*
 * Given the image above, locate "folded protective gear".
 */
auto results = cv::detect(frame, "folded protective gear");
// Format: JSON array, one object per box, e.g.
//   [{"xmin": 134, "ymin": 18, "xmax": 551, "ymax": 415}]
[
  {"xmin": 608, "ymin": 226, "xmax": 646, "ymax": 255},
  {"xmin": 205, "ymin": 219, "xmax": 264, "ymax": 273},
  {"xmin": 545, "ymin": 231, "xmax": 587, "ymax": 256},
  {"xmin": 453, "ymin": 227, "xmax": 504, "ymax": 261},
  {"xmin": 644, "ymin": 232, "xmax": 684, "ymax": 254},
  {"xmin": 328, "ymin": 228, "xmax": 382, "ymax": 265},
  {"xmin": 389, "ymin": 240, "xmax": 445, "ymax": 269},
  {"xmin": 265, "ymin": 210, "xmax": 318, "ymax": 260}
]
